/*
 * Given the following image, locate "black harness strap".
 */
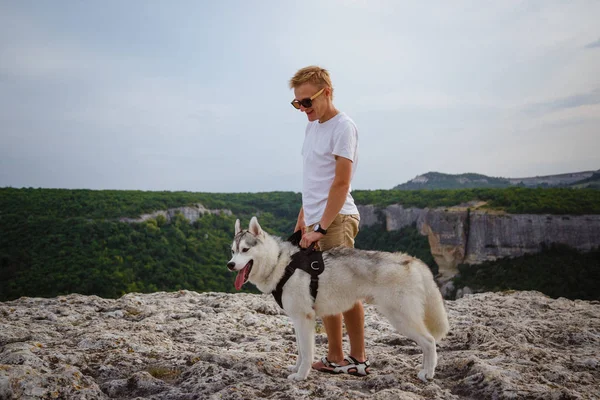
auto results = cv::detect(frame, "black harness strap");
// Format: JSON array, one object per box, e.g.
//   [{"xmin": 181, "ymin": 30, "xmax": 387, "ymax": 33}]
[{"xmin": 272, "ymin": 245, "xmax": 324, "ymax": 310}]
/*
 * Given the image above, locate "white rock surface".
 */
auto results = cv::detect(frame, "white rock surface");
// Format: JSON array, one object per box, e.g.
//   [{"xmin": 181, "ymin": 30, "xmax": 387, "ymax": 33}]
[{"xmin": 0, "ymin": 291, "xmax": 598, "ymax": 399}]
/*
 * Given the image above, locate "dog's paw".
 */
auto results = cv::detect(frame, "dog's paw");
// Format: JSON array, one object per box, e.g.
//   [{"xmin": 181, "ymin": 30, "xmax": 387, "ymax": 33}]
[
  {"xmin": 287, "ymin": 365, "xmax": 299, "ymax": 373},
  {"xmin": 417, "ymin": 369, "xmax": 434, "ymax": 382},
  {"xmin": 287, "ymin": 372, "xmax": 307, "ymax": 381}
]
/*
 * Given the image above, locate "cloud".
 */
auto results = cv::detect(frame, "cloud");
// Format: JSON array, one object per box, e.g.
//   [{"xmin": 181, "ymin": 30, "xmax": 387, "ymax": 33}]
[
  {"xmin": 525, "ymin": 89, "xmax": 600, "ymax": 115},
  {"xmin": 585, "ymin": 38, "xmax": 600, "ymax": 49}
]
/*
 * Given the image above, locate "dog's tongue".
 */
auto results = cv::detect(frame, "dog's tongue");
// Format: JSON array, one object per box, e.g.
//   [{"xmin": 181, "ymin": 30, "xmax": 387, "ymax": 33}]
[{"xmin": 234, "ymin": 265, "xmax": 248, "ymax": 290}]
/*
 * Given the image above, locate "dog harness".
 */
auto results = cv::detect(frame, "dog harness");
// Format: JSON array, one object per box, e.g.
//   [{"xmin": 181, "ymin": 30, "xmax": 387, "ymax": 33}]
[{"xmin": 272, "ymin": 247, "xmax": 324, "ymax": 310}]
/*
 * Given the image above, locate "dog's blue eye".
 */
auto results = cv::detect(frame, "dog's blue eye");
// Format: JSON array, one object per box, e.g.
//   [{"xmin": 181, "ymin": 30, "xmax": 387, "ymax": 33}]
[{"xmin": 242, "ymin": 248, "xmax": 249, "ymax": 253}]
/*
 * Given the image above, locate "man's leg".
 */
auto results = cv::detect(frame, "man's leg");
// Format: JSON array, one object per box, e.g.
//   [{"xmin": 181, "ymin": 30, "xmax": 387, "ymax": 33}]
[
  {"xmin": 343, "ymin": 301, "xmax": 366, "ymax": 362},
  {"xmin": 312, "ymin": 303, "xmax": 365, "ymax": 370},
  {"xmin": 339, "ymin": 215, "xmax": 366, "ymax": 363},
  {"xmin": 311, "ymin": 214, "xmax": 367, "ymax": 371},
  {"xmin": 312, "ymin": 313, "xmax": 344, "ymax": 370}
]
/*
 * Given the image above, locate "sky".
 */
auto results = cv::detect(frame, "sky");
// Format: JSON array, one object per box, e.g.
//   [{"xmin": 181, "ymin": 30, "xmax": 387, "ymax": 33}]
[{"xmin": 1, "ymin": 1, "xmax": 599, "ymax": 193}]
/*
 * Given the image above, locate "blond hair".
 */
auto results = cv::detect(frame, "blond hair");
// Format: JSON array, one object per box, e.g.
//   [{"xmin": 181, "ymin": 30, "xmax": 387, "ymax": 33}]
[{"xmin": 289, "ymin": 66, "xmax": 334, "ymax": 98}]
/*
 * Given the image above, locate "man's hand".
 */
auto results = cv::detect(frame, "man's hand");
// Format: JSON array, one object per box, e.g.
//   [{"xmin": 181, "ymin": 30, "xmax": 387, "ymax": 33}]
[{"xmin": 300, "ymin": 231, "xmax": 323, "ymax": 248}]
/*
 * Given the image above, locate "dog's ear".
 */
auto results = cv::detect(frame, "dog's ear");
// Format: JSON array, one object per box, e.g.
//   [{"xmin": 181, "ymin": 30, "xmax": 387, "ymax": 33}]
[
  {"xmin": 249, "ymin": 216, "xmax": 263, "ymax": 236},
  {"xmin": 235, "ymin": 219, "xmax": 241, "ymax": 235}
]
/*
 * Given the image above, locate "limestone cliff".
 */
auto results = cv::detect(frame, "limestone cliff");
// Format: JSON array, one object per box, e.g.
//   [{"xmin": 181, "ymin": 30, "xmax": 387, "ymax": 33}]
[
  {"xmin": 357, "ymin": 205, "xmax": 600, "ymax": 280},
  {"xmin": 1, "ymin": 291, "xmax": 598, "ymax": 399},
  {"xmin": 119, "ymin": 204, "xmax": 232, "ymax": 224}
]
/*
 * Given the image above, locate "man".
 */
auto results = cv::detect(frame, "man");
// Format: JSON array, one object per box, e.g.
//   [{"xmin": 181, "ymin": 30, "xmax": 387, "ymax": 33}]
[{"xmin": 289, "ymin": 66, "xmax": 369, "ymax": 376}]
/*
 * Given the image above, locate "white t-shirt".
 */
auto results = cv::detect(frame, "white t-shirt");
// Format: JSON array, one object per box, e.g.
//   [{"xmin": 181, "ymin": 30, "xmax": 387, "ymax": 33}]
[{"xmin": 301, "ymin": 112, "xmax": 359, "ymax": 226}]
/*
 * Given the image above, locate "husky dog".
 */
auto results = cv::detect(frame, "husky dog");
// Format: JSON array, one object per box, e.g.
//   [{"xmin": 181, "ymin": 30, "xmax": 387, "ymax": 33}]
[{"xmin": 227, "ymin": 217, "xmax": 449, "ymax": 382}]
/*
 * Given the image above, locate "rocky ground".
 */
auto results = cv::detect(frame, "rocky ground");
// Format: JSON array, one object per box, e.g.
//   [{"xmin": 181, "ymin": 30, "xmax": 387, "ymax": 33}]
[{"xmin": 1, "ymin": 290, "xmax": 598, "ymax": 400}]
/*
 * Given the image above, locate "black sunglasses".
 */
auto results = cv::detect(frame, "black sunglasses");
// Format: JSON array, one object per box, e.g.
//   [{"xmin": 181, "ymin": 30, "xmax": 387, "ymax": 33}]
[{"xmin": 291, "ymin": 88, "xmax": 325, "ymax": 109}]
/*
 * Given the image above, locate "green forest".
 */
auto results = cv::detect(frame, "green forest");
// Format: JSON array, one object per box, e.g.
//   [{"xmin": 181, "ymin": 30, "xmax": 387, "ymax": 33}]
[
  {"xmin": 453, "ymin": 245, "xmax": 600, "ymax": 301},
  {"xmin": 1, "ymin": 187, "xmax": 599, "ymax": 302}
]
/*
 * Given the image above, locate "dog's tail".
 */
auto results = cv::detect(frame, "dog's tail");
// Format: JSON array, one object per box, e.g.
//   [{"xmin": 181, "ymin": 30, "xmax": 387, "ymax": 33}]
[{"xmin": 424, "ymin": 279, "xmax": 450, "ymax": 341}]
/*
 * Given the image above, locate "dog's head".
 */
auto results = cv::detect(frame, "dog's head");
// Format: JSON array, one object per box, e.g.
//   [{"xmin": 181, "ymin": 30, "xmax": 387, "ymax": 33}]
[{"xmin": 227, "ymin": 216, "xmax": 264, "ymax": 290}]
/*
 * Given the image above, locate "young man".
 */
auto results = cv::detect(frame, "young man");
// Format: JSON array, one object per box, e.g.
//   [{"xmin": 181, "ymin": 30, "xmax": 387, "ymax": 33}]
[{"xmin": 289, "ymin": 66, "xmax": 369, "ymax": 376}]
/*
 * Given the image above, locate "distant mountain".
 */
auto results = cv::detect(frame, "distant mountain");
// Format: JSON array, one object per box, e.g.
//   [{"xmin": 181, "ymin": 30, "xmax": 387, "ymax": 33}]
[
  {"xmin": 507, "ymin": 171, "xmax": 600, "ymax": 188},
  {"xmin": 393, "ymin": 170, "xmax": 600, "ymax": 190}
]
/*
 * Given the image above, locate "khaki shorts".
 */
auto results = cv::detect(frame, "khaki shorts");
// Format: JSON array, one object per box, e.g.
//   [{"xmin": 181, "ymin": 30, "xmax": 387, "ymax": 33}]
[{"xmin": 306, "ymin": 214, "xmax": 360, "ymax": 251}]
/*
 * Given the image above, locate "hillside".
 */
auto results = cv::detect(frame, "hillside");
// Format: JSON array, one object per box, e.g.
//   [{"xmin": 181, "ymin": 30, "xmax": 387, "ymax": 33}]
[
  {"xmin": 570, "ymin": 171, "xmax": 600, "ymax": 189},
  {"xmin": 393, "ymin": 170, "xmax": 599, "ymax": 190},
  {"xmin": 1, "ymin": 291, "xmax": 598, "ymax": 399},
  {"xmin": 1, "ymin": 187, "xmax": 599, "ymax": 302}
]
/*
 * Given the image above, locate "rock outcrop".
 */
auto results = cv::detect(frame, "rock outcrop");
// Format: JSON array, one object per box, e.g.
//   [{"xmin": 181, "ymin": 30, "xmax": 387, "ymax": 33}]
[
  {"xmin": 357, "ymin": 205, "xmax": 600, "ymax": 279},
  {"xmin": 119, "ymin": 204, "xmax": 232, "ymax": 224},
  {"xmin": 1, "ymin": 291, "xmax": 598, "ymax": 399}
]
